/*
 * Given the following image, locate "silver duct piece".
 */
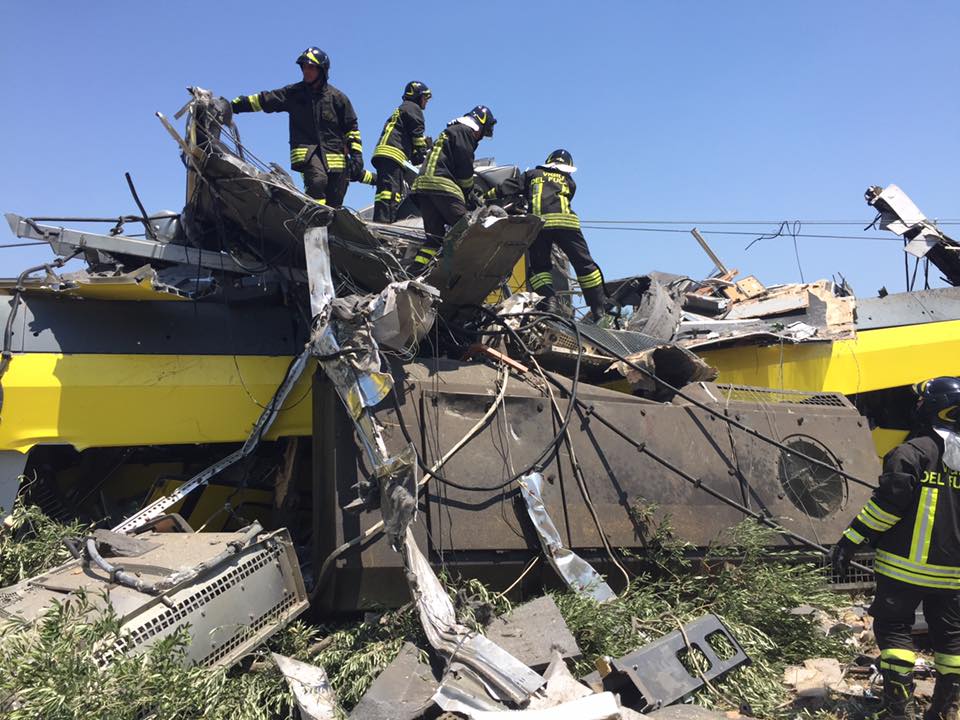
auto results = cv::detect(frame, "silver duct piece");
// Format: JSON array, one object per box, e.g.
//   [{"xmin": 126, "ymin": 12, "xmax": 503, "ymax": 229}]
[
  {"xmin": 403, "ymin": 527, "xmax": 544, "ymax": 705},
  {"xmin": 272, "ymin": 653, "xmax": 338, "ymax": 719},
  {"xmin": 519, "ymin": 472, "xmax": 616, "ymax": 603}
]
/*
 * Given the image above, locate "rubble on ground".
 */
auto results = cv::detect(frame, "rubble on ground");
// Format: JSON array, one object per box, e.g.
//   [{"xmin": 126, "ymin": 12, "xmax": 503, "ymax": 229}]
[{"xmin": 1, "ymin": 506, "xmax": 889, "ymax": 719}]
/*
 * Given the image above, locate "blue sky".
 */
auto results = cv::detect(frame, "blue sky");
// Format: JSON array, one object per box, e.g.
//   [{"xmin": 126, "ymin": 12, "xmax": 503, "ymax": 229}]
[{"xmin": 1, "ymin": 1, "xmax": 958, "ymax": 296}]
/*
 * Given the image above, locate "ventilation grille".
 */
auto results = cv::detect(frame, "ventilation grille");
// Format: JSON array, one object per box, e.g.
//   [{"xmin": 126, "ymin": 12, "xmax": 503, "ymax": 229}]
[
  {"xmin": 717, "ymin": 384, "xmax": 848, "ymax": 408},
  {"xmin": 199, "ymin": 592, "xmax": 301, "ymax": 666},
  {"xmin": 96, "ymin": 545, "xmax": 281, "ymax": 667}
]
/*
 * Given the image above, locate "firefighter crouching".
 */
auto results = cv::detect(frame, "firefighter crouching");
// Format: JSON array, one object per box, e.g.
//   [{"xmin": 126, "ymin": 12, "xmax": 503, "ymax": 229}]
[
  {"xmin": 491, "ymin": 149, "xmax": 608, "ymax": 322},
  {"xmin": 372, "ymin": 81, "xmax": 432, "ymax": 223},
  {"xmin": 832, "ymin": 377, "xmax": 960, "ymax": 720},
  {"xmin": 230, "ymin": 47, "xmax": 375, "ymax": 207},
  {"xmin": 408, "ymin": 105, "xmax": 496, "ymax": 269}
]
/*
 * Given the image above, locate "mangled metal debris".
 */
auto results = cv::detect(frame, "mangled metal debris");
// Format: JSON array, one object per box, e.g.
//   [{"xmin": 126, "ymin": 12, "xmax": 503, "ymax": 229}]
[
  {"xmin": 866, "ymin": 184, "xmax": 960, "ymax": 286},
  {"xmin": 0, "ymin": 523, "xmax": 308, "ymax": 668},
  {"xmin": 584, "ymin": 614, "xmax": 750, "ymax": 712},
  {"xmin": 519, "ymin": 472, "xmax": 615, "ymax": 602},
  {"xmin": 403, "ymin": 527, "xmax": 545, "ymax": 704},
  {"xmin": 272, "ymin": 652, "xmax": 338, "ymax": 720}
]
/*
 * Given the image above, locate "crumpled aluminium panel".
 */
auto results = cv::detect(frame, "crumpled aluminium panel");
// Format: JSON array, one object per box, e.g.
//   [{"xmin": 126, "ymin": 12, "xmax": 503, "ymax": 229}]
[
  {"xmin": 519, "ymin": 472, "xmax": 615, "ymax": 603},
  {"xmin": 403, "ymin": 527, "xmax": 545, "ymax": 705},
  {"xmin": 272, "ymin": 653, "xmax": 338, "ymax": 720}
]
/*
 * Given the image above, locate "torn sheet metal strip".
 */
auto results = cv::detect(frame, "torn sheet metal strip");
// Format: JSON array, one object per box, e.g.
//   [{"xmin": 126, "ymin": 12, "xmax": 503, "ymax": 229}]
[
  {"xmin": 433, "ymin": 686, "xmax": 621, "ymax": 719},
  {"xmin": 112, "ymin": 346, "xmax": 312, "ymax": 533},
  {"xmin": 4, "ymin": 213, "xmax": 261, "ymax": 277},
  {"xmin": 272, "ymin": 653, "xmax": 338, "ymax": 719},
  {"xmin": 519, "ymin": 472, "xmax": 615, "ymax": 602},
  {"xmin": 403, "ymin": 528, "xmax": 544, "ymax": 704}
]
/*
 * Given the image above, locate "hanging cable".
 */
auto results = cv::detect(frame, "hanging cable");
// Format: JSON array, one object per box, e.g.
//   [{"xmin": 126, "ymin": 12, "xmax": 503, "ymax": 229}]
[{"xmin": 311, "ymin": 364, "xmax": 511, "ymax": 599}]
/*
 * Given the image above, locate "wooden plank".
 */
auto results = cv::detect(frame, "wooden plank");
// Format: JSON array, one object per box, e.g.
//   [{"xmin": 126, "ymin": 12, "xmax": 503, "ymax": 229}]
[
  {"xmin": 693, "ymin": 269, "xmax": 739, "ymax": 296},
  {"xmin": 724, "ymin": 287, "xmax": 809, "ymax": 320},
  {"xmin": 735, "ymin": 275, "xmax": 766, "ymax": 299}
]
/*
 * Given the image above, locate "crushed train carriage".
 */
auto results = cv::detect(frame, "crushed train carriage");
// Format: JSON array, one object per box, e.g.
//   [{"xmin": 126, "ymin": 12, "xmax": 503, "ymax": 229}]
[{"xmin": 3, "ymin": 88, "xmax": 958, "ymax": 627}]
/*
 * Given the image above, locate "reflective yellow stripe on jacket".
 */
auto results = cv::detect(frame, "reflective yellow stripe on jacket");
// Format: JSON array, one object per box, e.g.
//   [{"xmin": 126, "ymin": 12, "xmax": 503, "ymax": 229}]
[
  {"xmin": 875, "ymin": 549, "xmax": 960, "ymax": 590},
  {"xmin": 411, "ymin": 133, "xmax": 464, "ymax": 200},
  {"xmin": 541, "ymin": 213, "xmax": 581, "ymax": 230},
  {"xmin": 373, "ymin": 109, "xmax": 408, "ymax": 165}
]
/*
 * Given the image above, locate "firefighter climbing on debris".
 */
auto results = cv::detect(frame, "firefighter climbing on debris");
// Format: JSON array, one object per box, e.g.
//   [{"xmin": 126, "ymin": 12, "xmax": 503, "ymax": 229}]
[
  {"xmin": 832, "ymin": 377, "xmax": 960, "ymax": 720},
  {"xmin": 229, "ymin": 47, "xmax": 375, "ymax": 207},
  {"xmin": 491, "ymin": 149, "xmax": 610, "ymax": 321},
  {"xmin": 408, "ymin": 105, "xmax": 496, "ymax": 269},
  {"xmin": 372, "ymin": 81, "xmax": 432, "ymax": 223}
]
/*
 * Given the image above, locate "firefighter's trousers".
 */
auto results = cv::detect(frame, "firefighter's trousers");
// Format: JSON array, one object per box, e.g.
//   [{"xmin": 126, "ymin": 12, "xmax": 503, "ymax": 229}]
[
  {"xmin": 871, "ymin": 575, "xmax": 960, "ymax": 677},
  {"xmin": 372, "ymin": 157, "xmax": 405, "ymax": 223}
]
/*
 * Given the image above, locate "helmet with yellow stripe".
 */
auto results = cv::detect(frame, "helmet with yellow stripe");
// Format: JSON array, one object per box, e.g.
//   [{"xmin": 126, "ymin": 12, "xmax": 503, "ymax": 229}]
[
  {"xmin": 468, "ymin": 105, "xmax": 496, "ymax": 137},
  {"xmin": 914, "ymin": 377, "xmax": 960, "ymax": 428},
  {"xmin": 296, "ymin": 47, "xmax": 330, "ymax": 72},
  {"xmin": 403, "ymin": 81, "xmax": 432, "ymax": 104}
]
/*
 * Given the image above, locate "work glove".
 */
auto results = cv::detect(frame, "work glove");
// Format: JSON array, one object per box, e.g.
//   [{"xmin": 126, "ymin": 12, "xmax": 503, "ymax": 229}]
[
  {"xmin": 829, "ymin": 535, "xmax": 857, "ymax": 581},
  {"xmin": 348, "ymin": 151, "xmax": 364, "ymax": 182}
]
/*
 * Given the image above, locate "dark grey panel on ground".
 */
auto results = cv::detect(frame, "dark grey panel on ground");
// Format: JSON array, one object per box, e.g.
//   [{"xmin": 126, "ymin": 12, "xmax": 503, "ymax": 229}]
[
  {"xmin": 349, "ymin": 642, "xmax": 438, "ymax": 720},
  {"xmin": 483, "ymin": 595, "xmax": 581, "ymax": 671},
  {"xmin": 583, "ymin": 614, "xmax": 749, "ymax": 712}
]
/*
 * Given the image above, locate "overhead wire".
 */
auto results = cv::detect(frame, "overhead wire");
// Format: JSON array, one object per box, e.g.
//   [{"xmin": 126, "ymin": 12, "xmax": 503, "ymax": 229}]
[{"xmin": 580, "ymin": 225, "xmax": 906, "ymax": 242}]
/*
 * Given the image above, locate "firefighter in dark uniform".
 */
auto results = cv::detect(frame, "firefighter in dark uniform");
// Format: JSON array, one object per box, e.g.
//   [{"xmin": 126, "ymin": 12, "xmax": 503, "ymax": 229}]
[
  {"xmin": 832, "ymin": 377, "xmax": 960, "ymax": 720},
  {"xmin": 493, "ymin": 150, "xmax": 607, "ymax": 321},
  {"xmin": 408, "ymin": 105, "xmax": 496, "ymax": 268},
  {"xmin": 230, "ymin": 47, "xmax": 375, "ymax": 207},
  {"xmin": 372, "ymin": 81, "xmax": 432, "ymax": 223}
]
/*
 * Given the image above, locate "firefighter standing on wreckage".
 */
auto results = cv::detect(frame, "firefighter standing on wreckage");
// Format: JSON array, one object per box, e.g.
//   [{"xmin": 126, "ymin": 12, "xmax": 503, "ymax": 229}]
[
  {"xmin": 372, "ymin": 81, "xmax": 432, "ymax": 223},
  {"xmin": 229, "ymin": 47, "xmax": 375, "ymax": 207},
  {"xmin": 408, "ymin": 105, "xmax": 496, "ymax": 269},
  {"xmin": 833, "ymin": 377, "xmax": 960, "ymax": 720},
  {"xmin": 490, "ymin": 149, "xmax": 609, "ymax": 322}
]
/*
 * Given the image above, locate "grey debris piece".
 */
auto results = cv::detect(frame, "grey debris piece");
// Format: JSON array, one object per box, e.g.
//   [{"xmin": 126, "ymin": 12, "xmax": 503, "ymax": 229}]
[
  {"xmin": 349, "ymin": 642, "xmax": 437, "ymax": 720},
  {"xmin": 484, "ymin": 596, "xmax": 581, "ymax": 672},
  {"xmin": 434, "ymin": 689, "xmax": 623, "ymax": 719},
  {"xmin": 647, "ymin": 707, "xmax": 728, "ymax": 720},
  {"xmin": 519, "ymin": 472, "xmax": 615, "ymax": 602},
  {"xmin": 527, "ymin": 650, "xmax": 593, "ymax": 709},
  {"xmin": 583, "ymin": 614, "xmax": 749, "ymax": 713},
  {"xmin": 272, "ymin": 652, "xmax": 338, "ymax": 720}
]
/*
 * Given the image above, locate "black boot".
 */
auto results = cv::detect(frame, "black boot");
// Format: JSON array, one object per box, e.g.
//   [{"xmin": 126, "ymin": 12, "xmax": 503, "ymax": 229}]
[
  {"xmin": 876, "ymin": 668, "xmax": 916, "ymax": 720},
  {"xmin": 582, "ymin": 285, "xmax": 608, "ymax": 324},
  {"xmin": 925, "ymin": 675, "xmax": 960, "ymax": 720}
]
